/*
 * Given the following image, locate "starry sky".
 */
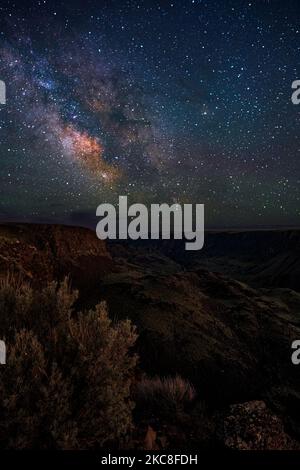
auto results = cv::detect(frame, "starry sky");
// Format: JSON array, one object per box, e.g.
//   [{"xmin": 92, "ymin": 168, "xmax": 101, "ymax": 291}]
[{"xmin": 0, "ymin": 0, "xmax": 299, "ymax": 228}]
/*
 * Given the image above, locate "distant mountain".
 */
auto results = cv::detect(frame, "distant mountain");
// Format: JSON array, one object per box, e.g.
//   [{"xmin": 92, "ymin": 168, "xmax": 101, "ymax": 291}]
[
  {"xmin": 109, "ymin": 230, "xmax": 300, "ymax": 291},
  {"xmin": 186, "ymin": 230, "xmax": 300, "ymax": 291}
]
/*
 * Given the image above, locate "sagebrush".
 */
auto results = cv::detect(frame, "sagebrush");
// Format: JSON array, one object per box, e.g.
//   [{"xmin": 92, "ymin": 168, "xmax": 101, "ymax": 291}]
[{"xmin": 0, "ymin": 276, "xmax": 138, "ymax": 449}]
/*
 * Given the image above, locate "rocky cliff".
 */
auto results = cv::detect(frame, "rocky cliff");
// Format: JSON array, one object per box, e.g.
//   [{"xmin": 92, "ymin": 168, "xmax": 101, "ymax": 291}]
[{"xmin": 0, "ymin": 224, "xmax": 112, "ymax": 288}]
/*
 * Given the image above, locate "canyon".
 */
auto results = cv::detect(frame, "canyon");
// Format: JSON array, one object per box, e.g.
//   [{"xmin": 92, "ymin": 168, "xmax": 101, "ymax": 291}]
[{"xmin": 1, "ymin": 223, "xmax": 300, "ymax": 444}]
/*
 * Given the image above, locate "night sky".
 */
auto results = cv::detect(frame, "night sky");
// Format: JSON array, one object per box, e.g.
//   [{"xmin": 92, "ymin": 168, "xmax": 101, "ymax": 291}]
[{"xmin": 0, "ymin": 0, "xmax": 299, "ymax": 228}]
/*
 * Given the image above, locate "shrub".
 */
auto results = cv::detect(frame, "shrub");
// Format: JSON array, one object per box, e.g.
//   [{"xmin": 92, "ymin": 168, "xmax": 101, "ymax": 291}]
[
  {"xmin": 134, "ymin": 375, "xmax": 196, "ymax": 421},
  {"xmin": 0, "ymin": 277, "xmax": 138, "ymax": 449}
]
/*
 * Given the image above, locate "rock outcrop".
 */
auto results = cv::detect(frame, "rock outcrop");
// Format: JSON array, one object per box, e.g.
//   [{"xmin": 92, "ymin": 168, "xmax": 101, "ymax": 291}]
[
  {"xmin": 221, "ymin": 400, "xmax": 299, "ymax": 450},
  {"xmin": 0, "ymin": 224, "xmax": 112, "ymax": 288}
]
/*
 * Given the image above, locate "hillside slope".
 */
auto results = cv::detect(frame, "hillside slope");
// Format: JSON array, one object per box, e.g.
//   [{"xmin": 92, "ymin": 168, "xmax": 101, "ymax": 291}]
[{"xmin": 1, "ymin": 224, "xmax": 300, "ymax": 437}]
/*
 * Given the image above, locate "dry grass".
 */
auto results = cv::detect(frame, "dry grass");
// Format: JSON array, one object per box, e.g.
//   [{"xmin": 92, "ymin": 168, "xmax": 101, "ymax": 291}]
[{"xmin": 134, "ymin": 375, "xmax": 196, "ymax": 420}]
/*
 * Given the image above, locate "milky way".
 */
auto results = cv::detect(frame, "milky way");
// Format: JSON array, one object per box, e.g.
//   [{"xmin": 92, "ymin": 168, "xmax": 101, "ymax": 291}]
[{"xmin": 0, "ymin": 0, "xmax": 299, "ymax": 228}]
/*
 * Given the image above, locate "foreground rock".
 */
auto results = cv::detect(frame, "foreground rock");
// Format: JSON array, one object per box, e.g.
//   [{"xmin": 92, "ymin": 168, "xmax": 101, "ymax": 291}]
[{"xmin": 221, "ymin": 401, "xmax": 299, "ymax": 450}]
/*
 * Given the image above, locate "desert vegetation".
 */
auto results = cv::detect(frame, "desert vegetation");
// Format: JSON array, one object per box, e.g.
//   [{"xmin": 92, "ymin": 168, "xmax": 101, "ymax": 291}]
[
  {"xmin": 0, "ymin": 276, "xmax": 138, "ymax": 449},
  {"xmin": 134, "ymin": 375, "xmax": 196, "ymax": 421},
  {"xmin": 0, "ymin": 275, "xmax": 202, "ymax": 450}
]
